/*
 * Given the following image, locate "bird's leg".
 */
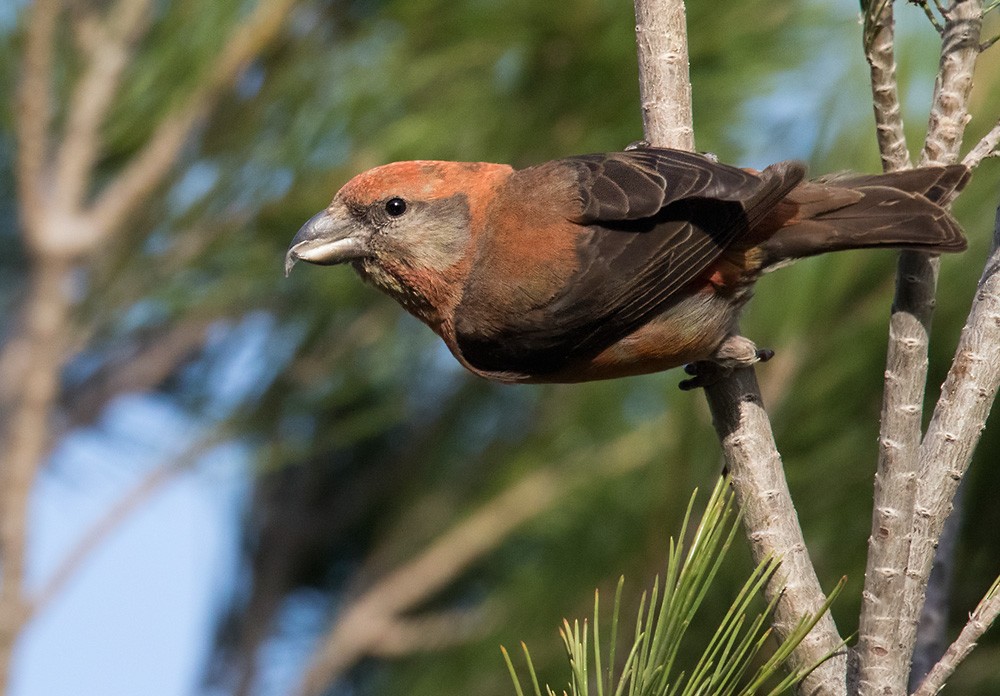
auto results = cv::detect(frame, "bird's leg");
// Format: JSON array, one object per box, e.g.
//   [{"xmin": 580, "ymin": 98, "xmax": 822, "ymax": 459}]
[{"xmin": 678, "ymin": 335, "xmax": 773, "ymax": 390}]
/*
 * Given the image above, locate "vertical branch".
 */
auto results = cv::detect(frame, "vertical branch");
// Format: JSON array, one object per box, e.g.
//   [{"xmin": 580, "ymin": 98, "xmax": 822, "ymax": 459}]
[
  {"xmin": 895, "ymin": 1, "xmax": 983, "ymax": 687},
  {"xmin": 633, "ymin": 2, "xmax": 844, "ymax": 694},
  {"xmin": 863, "ymin": 0, "xmax": 911, "ymax": 170},
  {"xmin": 1, "ymin": 1, "xmax": 300, "ymax": 691},
  {"xmin": 920, "ymin": 1, "xmax": 981, "ymax": 167},
  {"xmin": 633, "ymin": 0, "xmax": 695, "ymax": 151},
  {"xmin": 13, "ymin": 0, "xmax": 60, "ymax": 239},
  {"xmin": 857, "ymin": 245, "xmax": 939, "ymax": 696},
  {"xmin": 0, "ymin": 259, "xmax": 74, "ymax": 689},
  {"xmin": 703, "ymin": 377, "xmax": 847, "ymax": 696},
  {"xmin": 858, "ymin": 3, "xmax": 982, "ymax": 694},
  {"xmin": 53, "ymin": 0, "xmax": 155, "ymax": 213},
  {"xmin": 857, "ymin": 2, "xmax": 924, "ymax": 689}
]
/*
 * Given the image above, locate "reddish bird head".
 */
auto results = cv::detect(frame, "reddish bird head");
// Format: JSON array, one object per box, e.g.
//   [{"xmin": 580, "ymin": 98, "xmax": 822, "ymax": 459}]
[
  {"xmin": 286, "ymin": 160, "xmax": 512, "ymax": 330},
  {"xmin": 287, "ymin": 148, "xmax": 968, "ymax": 388}
]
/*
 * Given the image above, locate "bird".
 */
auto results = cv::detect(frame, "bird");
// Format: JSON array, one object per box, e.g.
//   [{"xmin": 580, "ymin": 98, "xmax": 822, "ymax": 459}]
[{"xmin": 285, "ymin": 147, "xmax": 968, "ymax": 388}]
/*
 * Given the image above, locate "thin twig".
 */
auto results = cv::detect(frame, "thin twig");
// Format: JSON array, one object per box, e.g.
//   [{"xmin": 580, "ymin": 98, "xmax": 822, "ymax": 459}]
[
  {"xmin": 911, "ymin": 576, "xmax": 1000, "ymax": 696},
  {"xmin": 908, "ymin": 484, "xmax": 964, "ymax": 690},
  {"xmin": 962, "ymin": 118, "xmax": 1000, "ymax": 169},
  {"xmin": 914, "ymin": 0, "xmax": 947, "ymax": 35}
]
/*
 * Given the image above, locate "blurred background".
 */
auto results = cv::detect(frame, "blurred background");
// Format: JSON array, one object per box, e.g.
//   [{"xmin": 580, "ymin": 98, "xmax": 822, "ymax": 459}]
[{"xmin": 1, "ymin": 0, "xmax": 999, "ymax": 695}]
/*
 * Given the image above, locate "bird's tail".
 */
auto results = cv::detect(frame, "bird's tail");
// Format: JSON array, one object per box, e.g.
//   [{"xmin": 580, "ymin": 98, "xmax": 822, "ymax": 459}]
[{"xmin": 757, "ymin": 165, "xmax": 970, "ymax": 267}]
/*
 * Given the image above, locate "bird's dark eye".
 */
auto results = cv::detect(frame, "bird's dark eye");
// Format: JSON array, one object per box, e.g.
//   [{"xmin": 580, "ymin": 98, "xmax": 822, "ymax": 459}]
[{"xmin": 385, "ymin": 197, "xmax": 407, "ymax": 217}]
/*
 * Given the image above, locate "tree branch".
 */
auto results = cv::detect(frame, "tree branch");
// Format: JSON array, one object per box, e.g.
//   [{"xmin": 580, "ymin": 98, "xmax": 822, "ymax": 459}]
[
  {"xmin": 27, "ymin": 430, "xmax": 226, "ymax": 619},
  {"xmin": 856, "ymin": 3, "xmax": 927, "ymax": 689},
  {"xmin": 633, "ymin": 2, "xmax": 845, "ymax": 695},
  {"xmin": 0, "ymin": 258, "xmax": 74, "ymax": 690},
  {"xmin": 14, "ymin": 0, "xmax": 60, "ymax": 240},
  {"xmin": 901, "ymin": 197, "xmax": 1000, "ymax": 674},
  {"xmin": 908, "ymin": 484, "xmax": 964, "ymax": 691},
  {"xmin": 911, "ymin": 575, "xmax": 1000, "ymax": 696},
  {"xmin": 703, "ymin": 372, "xmax": 847, "ymax": 696},
  {"xmin": 88, "ymin": 0, "xmax": 298, "ymax": 237},
  {"xmin": 962, "ymin": 117, "xmax": 1000, "ymax": 169},
  {"xmin": 858, "ymin": 4, "xmax": 983, "ymax": 694},
  {"xmin": 633, "ymin": 0, "xmax": 695, "ymax": 151},
  {"xmin": 295, "ymin": 426, "xmax": 661, "ymax": 696},
  {"xmin": 53, "ymin": 0, "xmax": 154, "ymax": 216},
  {"xmin": 885, "ymin": 4, "xmax": 985, "ymax": 688},
  {"xmin": 863, "ymin": 0, "xmax": 911, "ymax": 171}
]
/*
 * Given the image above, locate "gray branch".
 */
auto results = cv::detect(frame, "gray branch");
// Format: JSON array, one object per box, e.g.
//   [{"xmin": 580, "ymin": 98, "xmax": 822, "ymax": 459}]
[{"xmin": 633, "ymin": 2, "xmax": 845, "ymax": 694}]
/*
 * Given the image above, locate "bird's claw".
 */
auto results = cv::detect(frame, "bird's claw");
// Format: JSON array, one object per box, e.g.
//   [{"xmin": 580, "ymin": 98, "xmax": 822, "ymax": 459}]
[
  {"xmin": 679, "ymin": 348, "xmax": 775, "ymax": 390},
  {"xmin": 678, "ymin": 361, "xmax": 730, "ymax": 390},
  {"xmin": 625, "ymin": 139, "xmax": 651, "ymax": 151}
]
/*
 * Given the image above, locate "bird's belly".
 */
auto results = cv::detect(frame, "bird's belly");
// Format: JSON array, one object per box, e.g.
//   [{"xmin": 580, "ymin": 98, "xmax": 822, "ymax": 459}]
[{"xmin": 541, "ymin": 292, "xmax": 740, "ymax": 382}]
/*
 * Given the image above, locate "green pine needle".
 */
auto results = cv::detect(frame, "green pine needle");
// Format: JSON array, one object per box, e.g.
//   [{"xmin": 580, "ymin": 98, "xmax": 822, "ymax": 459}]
[{"xmin": 503, "ymin": 477, "xmax": 842, "ymax": 696}]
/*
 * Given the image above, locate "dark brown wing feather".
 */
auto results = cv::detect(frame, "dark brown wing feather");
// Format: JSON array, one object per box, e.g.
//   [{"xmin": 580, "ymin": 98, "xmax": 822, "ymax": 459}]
[{"xmin": 454, "ymin": 148, "xmax": 805, "ymax": 377}]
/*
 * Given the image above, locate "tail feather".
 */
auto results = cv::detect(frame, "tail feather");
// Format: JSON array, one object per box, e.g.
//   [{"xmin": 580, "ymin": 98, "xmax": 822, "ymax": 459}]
[{"xmin": 759, "ymin": 165, "xmax": 969, "ymax": 266}]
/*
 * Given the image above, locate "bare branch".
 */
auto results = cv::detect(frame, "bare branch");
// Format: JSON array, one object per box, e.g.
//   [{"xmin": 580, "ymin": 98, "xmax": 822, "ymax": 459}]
[
  {"xmin": 856, "ymin": 3, "xmax": 930, "ymax": 688},
  {"xmin": 14, "ymin": 0, "xmax": 61, "ymax": 238},
  {"xmin": 369, "ymin": 606, "xmax": 496, "ymax": 658},
  {"xmin": 63, "ymin": 318, "xmax": 213, "ymax": 428},
  {"xmin": 0, "ymin": 259, "xmax": 75, "ymax": 688},
  {"xmin": 962, "ymin": 117, "xmax": 1000, "ymax": 169},
  {"xmin": 295, "ymin": 426, "xmax": 660, "ymax": 696},
  {"xmin": 912, "ymin": 0, "xmax": 947, "ymax": 34},
  {"xmin": 703, "ymin": 371, "xmax": 847, "ymax": 696},
  {"xmin": 920, "ymin": 1, "xmax": 982, "ymax": 167},
  {"xmin": 858, "ymin": 249, "xmax": 938, "ymax": 696},
  {"xmin": 901, "ymin": 198, "xmax": 1000, "ymax": 669},
  {"xmin": 908, "ymin": 484, "xmax": 964, "ymax": 690},
  {"xmin": 864, "ymin": 0, "xmax": 912, "ymax": 170},
  {"xmin": 633, "ymin": 2, "xmax": 845, "ymax": 693},
  {"xmin": 859, "ymin": 4, "xmax": 984, "ymax": 693},
  {"xmin": 633, "ymin": 0, "xmax": 695, "ymax": 151},
  {"xmin": 911, "ymin": 576, "xmax": 1000, "ymax": 696},
  {"xmin": 88, "ymin": 0, "xmax": 298, "ymax": 237},
  {"xmin": 53, "ymin": 0, "xmax": 154, "ymax": 215}
]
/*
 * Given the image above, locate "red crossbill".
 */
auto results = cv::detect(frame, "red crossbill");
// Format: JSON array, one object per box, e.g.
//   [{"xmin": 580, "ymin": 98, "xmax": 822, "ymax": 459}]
[{"xmin": 285, "ymin": 147, "xmax": 968, "ymax": 388}]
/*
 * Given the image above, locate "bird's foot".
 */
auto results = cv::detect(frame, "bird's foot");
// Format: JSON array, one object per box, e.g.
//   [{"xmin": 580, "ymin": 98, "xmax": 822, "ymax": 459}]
[
  {"xmin": 679, "ymin": 361, "xmax": 730, "ymax": 390},
  {"xmin": 755, "ymin": 348, "xmax": 775, "ymax": 363},
  {"xmin": 678, "ymin": 343, "xmax": 774, "ymax": 390},
  {"xmin": 624, "ymin": 139, "xmax": 651, "ymax": 151}
]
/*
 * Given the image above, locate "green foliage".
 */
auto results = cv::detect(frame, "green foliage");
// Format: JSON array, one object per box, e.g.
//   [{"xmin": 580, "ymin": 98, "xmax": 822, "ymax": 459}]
[{"xmin": 505, "ymin": 480, "xmax": 844, "ymax": 696}]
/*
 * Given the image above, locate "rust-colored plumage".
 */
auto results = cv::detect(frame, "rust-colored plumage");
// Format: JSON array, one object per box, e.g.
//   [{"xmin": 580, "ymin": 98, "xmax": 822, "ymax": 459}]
[{"xmin": 286, "ymin": 147, "xmax": 968, "ymax": 386}]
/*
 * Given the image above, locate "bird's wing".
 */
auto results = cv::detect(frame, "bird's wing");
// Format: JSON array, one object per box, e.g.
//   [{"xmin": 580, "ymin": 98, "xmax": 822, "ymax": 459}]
[{"xmin": 454, "ymin": 149, "xmax": 805, "ymax": 377}]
